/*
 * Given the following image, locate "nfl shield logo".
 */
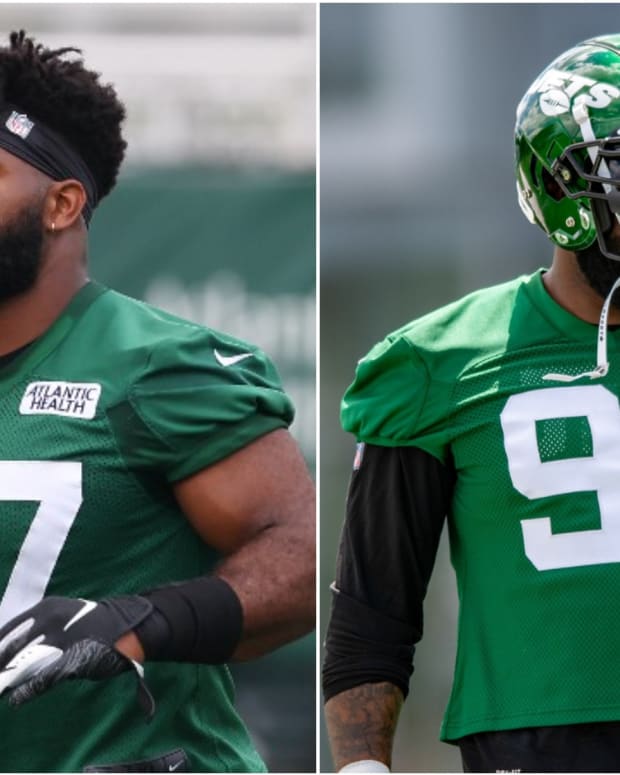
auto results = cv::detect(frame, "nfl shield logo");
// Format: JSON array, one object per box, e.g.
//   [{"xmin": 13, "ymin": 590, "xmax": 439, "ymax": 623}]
[{"xmin": 5, "ymin": 110, "xmax": 34, "ymax": 139}]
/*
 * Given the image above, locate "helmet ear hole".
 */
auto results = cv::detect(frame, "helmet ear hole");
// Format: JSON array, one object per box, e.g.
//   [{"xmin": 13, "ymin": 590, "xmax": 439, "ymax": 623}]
[{"xmin": 541, "ymin": 166, "xmax": 564, "ymax": 201}]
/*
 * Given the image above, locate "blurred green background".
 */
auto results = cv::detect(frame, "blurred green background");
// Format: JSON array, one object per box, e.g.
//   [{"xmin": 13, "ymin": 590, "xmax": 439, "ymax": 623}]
[
  {"xmin": 0, "ymin": 4, "xmax": 316, "ymax": 772},
  {"xmin": 320, "ymin": 4, "xmax": 620, "ymax": 772},
  {"xmin": 90, "ymin": 167, "xmax": 315, "ymax": 773}
]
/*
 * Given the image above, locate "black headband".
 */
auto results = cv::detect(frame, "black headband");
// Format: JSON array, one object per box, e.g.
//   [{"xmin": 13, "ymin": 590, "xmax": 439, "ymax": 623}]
[{"xmin": 0, "ymin": 105, "xmax": 98, "ymax": 224}]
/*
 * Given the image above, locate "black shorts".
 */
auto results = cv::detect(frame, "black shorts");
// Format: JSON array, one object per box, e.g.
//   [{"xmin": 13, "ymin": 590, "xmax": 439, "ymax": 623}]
[{"xmin": 458, "ymin": 722, "xmax": 620, "ymax": 773}]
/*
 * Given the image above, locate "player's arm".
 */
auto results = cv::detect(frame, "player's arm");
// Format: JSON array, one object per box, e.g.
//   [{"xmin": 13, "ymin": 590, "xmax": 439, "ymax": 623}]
[
  {"xmin": 325, "ymin": 682, "xmax": 404, "ymax": 773},
  {"xmin": 323, "ymin": 443, "xmax": 454, "ymax": 772},
  {"xmin": 0, "ymin": 428, "xmax": 314, "ymax": 707},
  {"xmin": 115, "ymin": 427, "xmax": 315, "ymax": 664},
  {"xmin": 172, "ymin": 426, "xmax": 315, "ymax": 659}
]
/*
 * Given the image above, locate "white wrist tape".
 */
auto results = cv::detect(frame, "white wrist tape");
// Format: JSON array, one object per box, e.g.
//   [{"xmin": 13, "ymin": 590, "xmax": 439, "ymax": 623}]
[{"xmin": 339, "ymin": 761, "xmax": 390, "ymax": 773}]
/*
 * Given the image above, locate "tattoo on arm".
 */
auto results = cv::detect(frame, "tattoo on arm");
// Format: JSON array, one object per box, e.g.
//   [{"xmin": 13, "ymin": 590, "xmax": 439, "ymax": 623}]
[{"xmin": 324, "ymin": 682, "xmax": 404, "ymax": 771}]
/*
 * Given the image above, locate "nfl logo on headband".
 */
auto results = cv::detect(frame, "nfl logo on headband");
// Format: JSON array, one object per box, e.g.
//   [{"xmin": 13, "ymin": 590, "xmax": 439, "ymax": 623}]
[{"xmin": 5, "ymin": 110, "xmax": 34, "ymax": 140}]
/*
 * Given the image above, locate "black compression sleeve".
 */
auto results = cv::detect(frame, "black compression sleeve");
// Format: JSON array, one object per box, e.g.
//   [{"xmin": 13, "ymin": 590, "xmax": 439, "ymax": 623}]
[
  {"xmin": 324, "ymin": 585, "xmax": 417, "ymax": 700},
  {"xmin": 322, "ymin": 443, "xmax": 454, "ymax": 701},
  {"xmin": 133, "ymin": 575, "xmax": 243, "ymax": 663}
]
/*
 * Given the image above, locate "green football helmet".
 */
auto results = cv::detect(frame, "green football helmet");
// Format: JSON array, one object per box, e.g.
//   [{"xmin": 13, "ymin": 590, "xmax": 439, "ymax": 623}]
[{"xmin": 516, "ymin": 35, "xmax": 620, "ymax": 259}]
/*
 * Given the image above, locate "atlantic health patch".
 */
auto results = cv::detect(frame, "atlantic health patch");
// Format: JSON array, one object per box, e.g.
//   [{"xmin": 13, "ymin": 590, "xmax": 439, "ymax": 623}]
[{"xmin": 19, "ymin": 381, "xmax": 101, "ymax": 419}]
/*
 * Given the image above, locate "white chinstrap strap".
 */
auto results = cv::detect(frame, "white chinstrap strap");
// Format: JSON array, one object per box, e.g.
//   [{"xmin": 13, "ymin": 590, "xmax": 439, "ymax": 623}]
[{"xmin": 544, "ymin": 275, "xmax": 620, "ymax": 382}]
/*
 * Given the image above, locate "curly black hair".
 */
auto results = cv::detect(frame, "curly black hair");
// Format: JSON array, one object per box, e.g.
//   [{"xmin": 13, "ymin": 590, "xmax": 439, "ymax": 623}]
[{"xmin": 0, "ymin": 30, "xmax": 127, "ymax": 203}]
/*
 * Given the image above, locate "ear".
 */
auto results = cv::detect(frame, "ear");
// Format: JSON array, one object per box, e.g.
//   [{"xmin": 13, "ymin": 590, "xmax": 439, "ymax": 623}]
[{"xmin": 43, "ymin": 179, "xmax": 87, "ymax": 232}]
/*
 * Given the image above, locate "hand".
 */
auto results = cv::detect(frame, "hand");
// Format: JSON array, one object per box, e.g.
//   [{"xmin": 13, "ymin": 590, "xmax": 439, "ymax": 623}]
[
  {"xmin": 115, "ymin": 630, "xmax": 146, "ymax": 663},
  {"xmin": 0, "ymin": 596, "xmax": 155, "ymax": 717}
]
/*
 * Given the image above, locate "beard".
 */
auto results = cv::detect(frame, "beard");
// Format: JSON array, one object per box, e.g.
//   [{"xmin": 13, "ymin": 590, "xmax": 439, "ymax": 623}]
[
  {"xmin": 0, "ymin": 198, "xmax": 45, "ymax": 304},
  {"xmin": 576, "ymin": 228, "xmax": 620, "ymax": 310}
]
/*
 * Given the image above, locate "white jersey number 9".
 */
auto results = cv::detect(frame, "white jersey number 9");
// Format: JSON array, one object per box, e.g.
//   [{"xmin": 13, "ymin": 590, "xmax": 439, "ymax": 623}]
[{"xmin": 500, "ymin": 384, "xmax": 620, "ymax": 571}]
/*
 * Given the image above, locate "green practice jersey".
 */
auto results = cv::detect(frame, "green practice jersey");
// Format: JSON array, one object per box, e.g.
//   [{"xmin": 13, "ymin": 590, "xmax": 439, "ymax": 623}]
[
  {"xmin": 342, "ymin": 269, "xmax": 620, "ymax": 741},
  {"xmin": 0, "ymin": 281, "xmax": 294, "ymax": 772}
]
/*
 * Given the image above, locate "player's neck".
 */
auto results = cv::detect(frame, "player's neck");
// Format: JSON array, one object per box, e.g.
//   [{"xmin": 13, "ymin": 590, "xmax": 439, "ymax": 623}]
[
  {"xmin": 0, "ymin": 256, "xmax": 88, "ymax": 356},
  {"xmin": 544, "ymin": 249, "xmax": 620, "ymax": 326}
]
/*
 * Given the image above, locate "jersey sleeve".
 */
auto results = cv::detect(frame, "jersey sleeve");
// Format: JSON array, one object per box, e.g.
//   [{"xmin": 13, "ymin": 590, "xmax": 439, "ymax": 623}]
[
  {"xmin": 322, "ymin": 443, "xmax": 454, "ymax": 701},
  {"xmin": 107, "ymin": 327, "xmax": 294, "ymax": 481},
  {"xmin": 341, "ymin": 333, "xmax": 451, "ymax": 459}
]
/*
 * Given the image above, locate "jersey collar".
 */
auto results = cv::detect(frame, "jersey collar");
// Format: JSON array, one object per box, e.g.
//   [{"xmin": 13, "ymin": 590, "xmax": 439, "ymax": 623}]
[
  {"xmin": 525, "ymin": 269, "xmax": 620, "ymax": 349},
  {"xmin": 0, "ymin": 281, "xmax": 108, "ymax": 389}
]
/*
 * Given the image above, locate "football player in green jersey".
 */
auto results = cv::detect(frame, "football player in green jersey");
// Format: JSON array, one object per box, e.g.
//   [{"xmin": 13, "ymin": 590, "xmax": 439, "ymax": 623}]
[
  {"xmin": 0, "ymin": 31, "xmax": 315, "ymax": 773},
  {"xmin": 324, "ymin": 34, "xmax": 620, "ymax": 774}
]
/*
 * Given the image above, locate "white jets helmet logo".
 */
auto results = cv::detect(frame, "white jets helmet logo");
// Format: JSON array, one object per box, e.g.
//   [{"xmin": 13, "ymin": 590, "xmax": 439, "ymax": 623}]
[{"xmin": 531, "ymin": 68, "xmax": 620, "ymax": 116}]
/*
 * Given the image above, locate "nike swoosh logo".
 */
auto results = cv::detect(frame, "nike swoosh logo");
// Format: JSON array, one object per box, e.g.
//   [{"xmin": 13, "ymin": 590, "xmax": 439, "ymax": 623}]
[
  {"xmin": 213, "ymin": 349, "xmax": 253, "ymax": 367},
  {"xmin": 63, "ymin": 599, "xmax": 97, "ymax": 631},
  {"xmin": 168, "ymin": 761, "xmax": 184, "ymax": 772}
]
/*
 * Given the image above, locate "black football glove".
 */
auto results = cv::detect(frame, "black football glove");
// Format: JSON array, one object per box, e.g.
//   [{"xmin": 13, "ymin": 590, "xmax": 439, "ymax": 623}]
[{"xmin": 0, "ymin": 596, "xmax": 155, "ymax": 718}]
